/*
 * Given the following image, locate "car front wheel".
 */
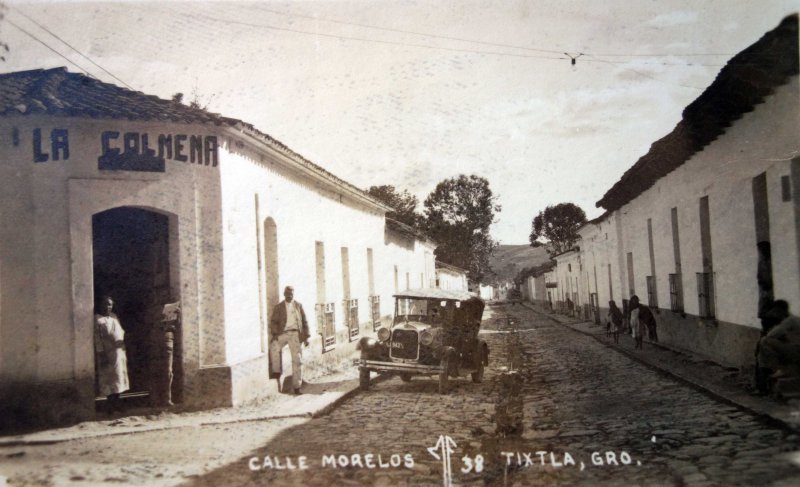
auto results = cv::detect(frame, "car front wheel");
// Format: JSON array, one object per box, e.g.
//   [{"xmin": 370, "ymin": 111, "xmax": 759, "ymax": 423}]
[
  {"xmin": 359, "ymin": 367, "xmax": 370, "ymax": 390},
  {"xmin": 400, "ymin": 373, "xmax": 413, "ymax": 382},
  {"xmin": 438, "ymin": 356, "xmax": 449, "ymax": 394}
]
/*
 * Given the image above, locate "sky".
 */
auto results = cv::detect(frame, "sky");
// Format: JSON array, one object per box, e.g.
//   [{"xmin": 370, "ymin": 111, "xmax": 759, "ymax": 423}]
[{"xmin": 2, "ymin": 0, "xmax": 798, "ymax": 243}]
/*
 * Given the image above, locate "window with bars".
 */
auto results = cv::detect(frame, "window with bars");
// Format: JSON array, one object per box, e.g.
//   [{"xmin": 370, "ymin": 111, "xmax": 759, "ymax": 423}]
[
  {"xmin": 669, "ymin": 273, "xmax": 683, "ymax": 312},
  {"xmin": 345, "ymin": 298, "xmax": 359, "ymax": 341},
  {"xmin": 316, "ymin": 302, "xmax": 336, "ymax": 352},
  {"xmin": 646, "ymin": 276, "xmax": 658, "ymax": 309},
  {"xmin": 370, "ymin": 295, "xmax": 381, "ymax": 331},
  {"xmin": 696, "ymin": 272, "xmax": 715, "ymax": 319}
]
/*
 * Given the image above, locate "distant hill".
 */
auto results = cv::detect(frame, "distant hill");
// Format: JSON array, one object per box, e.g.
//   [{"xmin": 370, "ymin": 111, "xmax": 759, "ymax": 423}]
[{"xmin": 489, "ymin": 244, "xmax": 551, "ymax": 283}]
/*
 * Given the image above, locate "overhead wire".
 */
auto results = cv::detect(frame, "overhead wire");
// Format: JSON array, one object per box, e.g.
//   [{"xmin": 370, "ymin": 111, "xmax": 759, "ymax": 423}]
[
  {"xmin": 176, "ymin": 7, "xmax": 719, "ymax": 91},
  {"xmin": 584, "ymin": 54, "xmax": 706, "ymax": 90},
  {"xmin": 11, "ymin": 7, "xmax": 135, "ymax": 90},
  {"xmin": 249, "ymin": 5, "xmax": 732, "ymax": 66},
  {"xmin": 177, "ymin": 9, "xmax": 569, "ymax": 61},
  {"xmin": 253, "ymin": 5, "xmax": 566, "ymax": 56},
  {"xmin": 6, "ymin": 19, "xmax": 98, "ymax": 79},
  {"xmin": 9, "ymin": 2, "xmax": 721, "ymax": 94}
]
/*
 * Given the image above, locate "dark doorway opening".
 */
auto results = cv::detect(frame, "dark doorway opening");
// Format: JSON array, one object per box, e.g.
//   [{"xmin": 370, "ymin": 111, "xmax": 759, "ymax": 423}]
[{"xmin": 92, "ymin": 207, "xmax": 181, "ymax": 409}]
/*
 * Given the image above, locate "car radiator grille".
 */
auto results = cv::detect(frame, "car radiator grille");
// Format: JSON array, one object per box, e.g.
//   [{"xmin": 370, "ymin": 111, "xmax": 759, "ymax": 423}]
[{"xmin": 390, "ymin": 329, "xmax": 419, "ymax": 360}]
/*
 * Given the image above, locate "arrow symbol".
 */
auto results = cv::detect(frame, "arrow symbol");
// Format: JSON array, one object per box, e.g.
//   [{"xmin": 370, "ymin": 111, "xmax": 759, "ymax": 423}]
[
  {"xmin": 428, "ymin": 435, "xmax": 457, "ymax": 487},
  {"xmin": 427, "ymin": 435, "xmax": 443, "ymax": 460}
]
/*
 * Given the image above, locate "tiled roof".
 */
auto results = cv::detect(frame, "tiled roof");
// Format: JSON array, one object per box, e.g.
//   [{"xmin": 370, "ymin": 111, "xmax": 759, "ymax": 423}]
[
  {"xmin": 597, "ymin": 14, "xmax": 798, "ymax": 211},
  {"xmin": 0, "ymin": 67, "xmax": 391, "ymax": 212},
  {"xmin": 386, "ymin": 217, "xmax": 436, "ymax": 244},
  {"xmin": 0, "ymin": 67, "xmax": 232, "ymax": 124},
  {"xmin": 530, "ymin": 260, "xmax": 556, "ymax": 277},
  {"xmin": 435, "ymin": 260, "xmax": 468, "ymax": 274},
  {"xmin": 551, "ymin": 247, "xmax": 579, "ymax": 259}
]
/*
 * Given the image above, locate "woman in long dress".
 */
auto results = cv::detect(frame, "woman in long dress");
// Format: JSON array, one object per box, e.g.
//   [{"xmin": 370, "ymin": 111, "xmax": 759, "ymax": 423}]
[
  {"xmin": 630, "ymin": 295, "xmax": 644, "ymax": 349},
  {"xmin": 95, "ymin": 296, "xmax": 130, "ymax": 414}
]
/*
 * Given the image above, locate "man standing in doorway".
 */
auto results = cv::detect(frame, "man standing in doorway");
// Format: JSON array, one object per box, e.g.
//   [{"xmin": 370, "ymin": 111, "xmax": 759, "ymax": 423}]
[
  {"xmin": 270, "ymin": 286, "xmax": 310, "ymax": 394},
  {"xmin": 150, "ymin": 299, "xmax": 179, "ymax": 408}
]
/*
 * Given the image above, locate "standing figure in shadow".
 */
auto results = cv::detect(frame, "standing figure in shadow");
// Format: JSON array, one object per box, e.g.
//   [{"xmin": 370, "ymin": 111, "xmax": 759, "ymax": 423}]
[
  {"xmin": 629, "ymin": 295, "xmax": 643, "ymax": 349},
  {"xmin": 608, "ymin": 300, "xmax": 623, "ymax": 344}
]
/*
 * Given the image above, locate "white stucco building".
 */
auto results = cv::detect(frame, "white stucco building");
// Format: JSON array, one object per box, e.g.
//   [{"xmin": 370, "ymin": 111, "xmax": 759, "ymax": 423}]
[
  {"xmin": 553, "ymin": 14, "xmax": 799, "ymax": 366},
  {"xmin": 435, "ymin": 261, "xmax": 469, "ymax": 291},
  {"xmin": 522, "ymin": 261, "xmax": 556, "ymax": 309},
  {"xmin": 553, "ymin": 249, "xmax": 583, "ymax": 316},
  {"xmin": 384, "ymin": 218, "xmax": 437, "ymax": 294},
  {"xmin": 0, "ymin": 68, "xmax": 435, "ymax": 426}
]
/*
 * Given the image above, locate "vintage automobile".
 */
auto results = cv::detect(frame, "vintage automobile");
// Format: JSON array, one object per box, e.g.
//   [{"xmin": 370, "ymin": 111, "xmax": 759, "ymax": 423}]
[
  {"xmin": 354, "ymin": 288, "xmax": 489, "ymax": 394},
  {"xmin": 506, "ymin": 287, "xmax": 522, "ymax": 304}
]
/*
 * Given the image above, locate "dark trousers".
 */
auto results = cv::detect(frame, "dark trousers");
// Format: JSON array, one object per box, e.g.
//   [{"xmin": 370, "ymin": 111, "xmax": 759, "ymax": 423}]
[
  {"xmin": 754, "ymin": 339, "xmax": 773, "ymax": 394},
  {"xmin": 648, "ymin": 325, "xmax": 659, "ymax": 342},
  {"xmin": 151, "ymin": 332, "xmax": 174, "ymax": 406}
]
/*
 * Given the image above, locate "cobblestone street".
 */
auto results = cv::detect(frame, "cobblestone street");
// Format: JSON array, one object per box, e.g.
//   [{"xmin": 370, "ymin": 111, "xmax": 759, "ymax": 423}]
[
  {"xmin": 190, "ymin": 304, "xmax": 800, "ymax": 486},
  {"xmin": 3, "ymin": 305, "xmax": 800, "ymax": 486}
]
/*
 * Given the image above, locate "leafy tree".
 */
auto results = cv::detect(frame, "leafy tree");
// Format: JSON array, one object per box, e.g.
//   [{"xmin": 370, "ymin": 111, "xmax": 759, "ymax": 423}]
[
  {"xmin": 423, "ymin": 175, "xmax": 501, "ymax": 285},
  {"xmin": 529, "ymin": 202, "xmax": 587, "ymax": 256},
  {"xmin": 514, "ymin": 266, "xmax": 535, "ymax": 287},
  {"xmin": 367, "ymin": 185, "xmax": 421, "ymax": 228},
  {"xmin": 0, "ymin": 3, "xmax": 9, "ymax": 62},
  {"xmin": 514, "ymin": 261, "xmax": 555, "ymax": 286}
]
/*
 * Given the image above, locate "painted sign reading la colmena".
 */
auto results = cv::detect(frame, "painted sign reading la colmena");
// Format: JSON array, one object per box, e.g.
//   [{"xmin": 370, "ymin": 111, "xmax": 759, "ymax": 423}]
[{"xmin": 32, "ymin": 128, "xmax": 219, "ymax": 172}]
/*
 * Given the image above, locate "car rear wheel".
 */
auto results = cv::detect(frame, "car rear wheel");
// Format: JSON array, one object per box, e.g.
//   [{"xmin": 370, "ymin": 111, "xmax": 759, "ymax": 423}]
[
  {"xmin": 400, "ymin": 373, "xmax": 413, "ymax": 382},
  {"xmin": 359, "ymin": 368, "xmax": 370, "ymax": 390},
  {"xmin": 438, "ymin": 356, "xmax": 449, "ymax": 394},
  {"xmin": 471, "ymin": 359, "xmax": 484, "ymax": 383}
]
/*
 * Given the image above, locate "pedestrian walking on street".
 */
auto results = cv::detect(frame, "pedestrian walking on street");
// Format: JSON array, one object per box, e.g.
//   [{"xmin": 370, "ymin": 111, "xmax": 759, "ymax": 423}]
[
  {"xmin": 608, "ymin": 300, "xmax": 623, "ymax": 344},
  {"xmin": 639, "ymin": 302, "xmax": 658, "ymax": 343},
  {"xmin": 269, "ymin": 286, "xmax": 310, "ymax": 395},
  {"xmin": 630, "ymin": 295, "xmax": 645, "ymax": 349},
  {"xmin": 94, "ymin": 296, "xmax": 130, "ymax": 414}
]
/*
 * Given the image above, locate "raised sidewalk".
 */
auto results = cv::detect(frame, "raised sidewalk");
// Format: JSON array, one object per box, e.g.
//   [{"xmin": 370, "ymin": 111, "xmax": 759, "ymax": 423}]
[
  {"xmin": 522, "ymin": 302, "xmax": 800, "ymax": 432},
  {"xmin": 0, "ymin": 355, "xmax": 366, "ymax": 447}
]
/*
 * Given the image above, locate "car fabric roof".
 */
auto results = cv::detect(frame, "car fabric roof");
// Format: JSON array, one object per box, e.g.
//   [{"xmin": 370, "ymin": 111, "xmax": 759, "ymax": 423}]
[{"xmin": 393, "ymin": 288, "xmax": 480, "ymax": 301}]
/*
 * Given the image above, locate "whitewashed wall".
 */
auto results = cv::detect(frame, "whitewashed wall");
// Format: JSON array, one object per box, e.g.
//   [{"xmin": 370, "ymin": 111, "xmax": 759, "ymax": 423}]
[
  {"xmin": 611, "ymin": 78, "xmax": 799, "ymax": 327},
  {"xmin": 0, "ymin": 115, "xmax": 438, "ymax": 415},
  {"xmin": 217, "ymin": 144, "xmax": 388, "ymax": 367},
  {"xmin": 0, "ymin": 117, "xmax": 225, "ymax": 417},
  {"xmin": 554, "ymin": 251, "xmax": 581, "ymax": 305},
  {"xmin": 437, "ymin": 268, "xmax": 468, "ymax": 291}
]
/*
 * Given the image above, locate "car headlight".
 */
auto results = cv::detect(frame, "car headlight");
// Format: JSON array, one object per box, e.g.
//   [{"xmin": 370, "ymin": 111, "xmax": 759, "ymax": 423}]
[
  {"xmin": 420, "ymin": 330, "xmax": 433, "ymax": 346},
  {"xmin": 377, "ymin": 327, "xmax": 391, "ymax": 342}
]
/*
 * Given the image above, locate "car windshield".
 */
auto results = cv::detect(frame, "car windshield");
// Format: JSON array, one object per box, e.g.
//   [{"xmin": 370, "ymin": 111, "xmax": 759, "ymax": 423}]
[
  {"xmin": 397, "ymin": 298, "xmax": 428, "ymax": 318},
  {"xmin": 395, "ymin": 298, "xmax": 457, "ymax": 325}
]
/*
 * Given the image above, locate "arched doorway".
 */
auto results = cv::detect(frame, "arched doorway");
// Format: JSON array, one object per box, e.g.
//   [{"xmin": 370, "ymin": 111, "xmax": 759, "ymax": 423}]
[{"xmin": 92, "ymin": 207, "xmax": 181, "ymax": 409}]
